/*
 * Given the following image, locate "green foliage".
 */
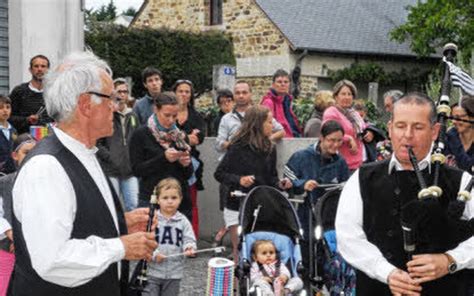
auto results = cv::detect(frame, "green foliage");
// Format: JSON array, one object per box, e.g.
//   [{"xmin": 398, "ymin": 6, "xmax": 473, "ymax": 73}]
[
  {"xmin": 425, "ymin": 69, "xmax": 442, "ymax": 101},
  {"xmin": 122, "ymin": 7, "xmax": 137, "ymax": 17},
  {"xmin": 365, "ymin": 99, "xmax": 386, "ymax": 131},
  {"xmin": 329, "ymin": 62, "xmax": 432, "ymax": 87},
  {"xmin": 86, "ymin": 0, "xmax": 117, "ymax": 22},
  {"xmin": 196, "ymin": 104, "xmax": 220, "ymax": 135},
  {"xmin": 390, "ymin": 0, "xmax": 474, "ymax": 64},
  {"xmin": 85, "ymin": 25, "xmax": 235, "ymax": 98},
  {"xmin": 293, "ymin": 97, "xmax": 315, "ymax": 127}
]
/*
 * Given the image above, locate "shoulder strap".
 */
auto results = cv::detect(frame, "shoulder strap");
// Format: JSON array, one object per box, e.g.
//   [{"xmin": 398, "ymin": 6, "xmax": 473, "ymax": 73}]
[{"xmin": 232, "ymin": 107, "xmax": 244, "ymax": 122}]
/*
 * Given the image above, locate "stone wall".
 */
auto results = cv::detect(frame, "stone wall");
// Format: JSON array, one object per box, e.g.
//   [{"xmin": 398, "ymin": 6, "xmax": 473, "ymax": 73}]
[
  {"xmin": 299, "ymin": 75, "xmax": 319, "ymax": 99},
  {"xmin": 223, "ymin": 0, "xmax": 289, "ymax": 58},
  {"xmin": 132, "ymin": 0, "xmax": 207, "ymax": 32},
  {"xmin": 244, "ymin": 75, "xmax": 273, "ymax": 102},
  {"xmin": 132, "ymin": 0, "xmax": 290, "ymax": 59}
]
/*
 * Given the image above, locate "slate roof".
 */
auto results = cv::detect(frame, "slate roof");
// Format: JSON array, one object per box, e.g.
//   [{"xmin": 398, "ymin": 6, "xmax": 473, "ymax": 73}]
[{"xmin": 255, "ymin": 0, "xmax": 430, "ymax": 58}]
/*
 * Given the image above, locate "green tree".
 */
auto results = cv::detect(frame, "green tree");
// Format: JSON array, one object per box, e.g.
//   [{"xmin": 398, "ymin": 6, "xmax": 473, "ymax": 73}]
[
  {"xmin": 85, "ymin": 25, "xmax": 235, "ymax": 98},
  {"xmin": 95, "ymin": 0, "xmax": 117, "ymax": 22},
  {"xmin": 122, "ymin": 7, "xmax": 137, "ymax": 17},
  {"xmin": 390, "ymin": 0, "xmax": 474, "ymax": 64}
]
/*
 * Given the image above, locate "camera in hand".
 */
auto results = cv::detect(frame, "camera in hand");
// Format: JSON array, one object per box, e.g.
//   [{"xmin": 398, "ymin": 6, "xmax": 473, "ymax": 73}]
[{"xmin": 171, "ymin": 136, "xmax": 189, "ymax": 152}]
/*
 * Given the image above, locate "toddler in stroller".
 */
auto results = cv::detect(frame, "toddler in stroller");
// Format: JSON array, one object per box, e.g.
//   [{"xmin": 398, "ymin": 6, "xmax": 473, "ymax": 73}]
[
  {"xmin": 236, "ymin": 185, "xmax": 305, "ymax": 296},
  {"xmin": 250, "ymin": 240, "xmax": 303, "ymax": 295}
]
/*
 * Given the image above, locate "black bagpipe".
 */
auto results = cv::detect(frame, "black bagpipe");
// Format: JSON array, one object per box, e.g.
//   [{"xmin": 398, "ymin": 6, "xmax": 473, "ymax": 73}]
[
  {"xmin": 400, "ymin": 43, "xmax": 474, "ymax": 260},
  {"xmin": 128, "ymin": 190, "xmax": 158, "ymax": 296}
]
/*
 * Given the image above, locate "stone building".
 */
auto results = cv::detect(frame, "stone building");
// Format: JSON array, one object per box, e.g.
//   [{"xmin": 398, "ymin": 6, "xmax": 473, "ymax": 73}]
[{"xmin": 131, "ymin": 0, "xmax": 438, "ymax": 104}]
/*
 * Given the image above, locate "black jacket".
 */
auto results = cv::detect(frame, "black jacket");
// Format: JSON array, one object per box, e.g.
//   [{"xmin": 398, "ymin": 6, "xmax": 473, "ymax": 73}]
[
  {"xmin": 211, "ymin": 110, "xmax": 226, "ymax": 137},
  {"xmin": 97, "ymin": 110, "xmax": 139, "ymax": 177},
  {"xmin": 176, "ymin": 107, "xmax": 206, "ymax": 190},
  {"xmin": 0, "ymin": 125, "xmax": 16, "ymax": 174},
  {"xmin": 214, "ymin": 143, "xmax": 279, "ymax": 211},
  {"xmin": 129, "ymin": 126, "xmax": 193, "ymax": 218}
]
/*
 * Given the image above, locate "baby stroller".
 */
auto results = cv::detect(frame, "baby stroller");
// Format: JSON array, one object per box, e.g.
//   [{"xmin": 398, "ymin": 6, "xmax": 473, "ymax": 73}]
[
  {"xmin": 310, "ymin": 186, "xmax": 356, "ymax": 295},
  {"xmin": 235, "ymin": 185, "xmax": 306, "ymax": 296}
]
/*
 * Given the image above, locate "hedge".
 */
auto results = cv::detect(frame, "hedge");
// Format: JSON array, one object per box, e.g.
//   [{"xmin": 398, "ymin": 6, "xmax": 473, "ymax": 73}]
[{"xmin": 85, "ymin": 24, "xmax": 235, "ymax": 98}]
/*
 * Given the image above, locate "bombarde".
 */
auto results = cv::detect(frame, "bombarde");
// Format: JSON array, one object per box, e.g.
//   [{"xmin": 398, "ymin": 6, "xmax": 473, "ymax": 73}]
[{"xmin": 129, "ymin": 190, "xmax": 158, "ymax": 294}]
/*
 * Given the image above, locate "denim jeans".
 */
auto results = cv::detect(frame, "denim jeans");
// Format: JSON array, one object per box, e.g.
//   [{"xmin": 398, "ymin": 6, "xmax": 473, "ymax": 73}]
[{"xmin": 109, "ymin": 176, "xmax": 138, "ymax": 211}]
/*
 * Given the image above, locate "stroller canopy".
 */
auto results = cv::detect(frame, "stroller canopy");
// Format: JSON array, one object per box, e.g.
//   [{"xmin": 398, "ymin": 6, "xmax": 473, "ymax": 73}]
[{"xmin": 240, "ymin": 186, "xmax": 302, "ymax": 240}]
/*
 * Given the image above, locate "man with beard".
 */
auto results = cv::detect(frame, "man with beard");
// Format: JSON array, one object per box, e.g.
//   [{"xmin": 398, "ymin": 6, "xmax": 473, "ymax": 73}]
[{"xmin": 9, "ymin": 55, "xmax": 52, "ymax": 133}]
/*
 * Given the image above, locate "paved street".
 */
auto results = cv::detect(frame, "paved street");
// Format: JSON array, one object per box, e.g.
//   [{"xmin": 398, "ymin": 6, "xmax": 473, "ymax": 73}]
[{"xmin": 180, "ymin": 240, "xmax": 227, "ymax": 295}]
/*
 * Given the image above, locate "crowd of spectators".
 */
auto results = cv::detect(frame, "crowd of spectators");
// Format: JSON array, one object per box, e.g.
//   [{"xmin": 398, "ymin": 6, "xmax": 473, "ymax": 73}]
[{"xmin": 0, "ymin": 55, "xmax": 473, "ymax": 295}]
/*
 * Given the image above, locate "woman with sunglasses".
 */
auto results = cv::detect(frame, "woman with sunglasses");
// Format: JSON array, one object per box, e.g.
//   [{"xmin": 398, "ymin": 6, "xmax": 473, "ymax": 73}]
[{"xmin": 172, "ymin": 79, "xmax": 206, "ymax": 238}]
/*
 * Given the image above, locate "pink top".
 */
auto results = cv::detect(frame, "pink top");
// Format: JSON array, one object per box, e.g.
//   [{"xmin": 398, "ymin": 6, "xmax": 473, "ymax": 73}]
[
  {"xmin": 323, "ymin": 106, "xmax": 366, "ymax": 170},
  {"xmin": 261, "ymin": 90, "xmax": 300, "ymax": 138}
]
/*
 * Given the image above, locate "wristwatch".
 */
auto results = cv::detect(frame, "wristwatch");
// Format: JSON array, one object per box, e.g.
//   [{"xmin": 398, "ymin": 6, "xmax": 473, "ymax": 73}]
[{"xmin": 445, "ymin": 253, "xmax": 457, "ymax": 274}]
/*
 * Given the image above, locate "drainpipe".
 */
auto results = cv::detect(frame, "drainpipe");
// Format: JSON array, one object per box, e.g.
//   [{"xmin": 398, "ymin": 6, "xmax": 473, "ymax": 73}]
[{"xmin": 291, "ymin": 49, "xmax": 308, "ymax": 99}]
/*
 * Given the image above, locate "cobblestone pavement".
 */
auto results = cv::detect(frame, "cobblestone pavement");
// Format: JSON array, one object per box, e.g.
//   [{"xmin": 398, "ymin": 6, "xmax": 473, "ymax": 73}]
[{"xmin": 180, "ymin": 240, "xmax": 228, "ymax": 296}]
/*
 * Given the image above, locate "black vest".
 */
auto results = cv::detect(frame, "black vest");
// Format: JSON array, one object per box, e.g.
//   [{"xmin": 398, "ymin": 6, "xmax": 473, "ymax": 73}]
[
  {"xmin": 356, "ymin": 160, "xmax": 468, "ymax": 296},
  {"xmin": 10, "ymin": 133, "xmax": 129, "ymax": 296}
]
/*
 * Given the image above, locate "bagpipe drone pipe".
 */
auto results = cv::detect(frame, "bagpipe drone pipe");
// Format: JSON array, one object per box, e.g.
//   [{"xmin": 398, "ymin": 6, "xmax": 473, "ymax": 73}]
[{"xmin": 400, "ymin": 43, "xmax": 474, "ymax": 259}]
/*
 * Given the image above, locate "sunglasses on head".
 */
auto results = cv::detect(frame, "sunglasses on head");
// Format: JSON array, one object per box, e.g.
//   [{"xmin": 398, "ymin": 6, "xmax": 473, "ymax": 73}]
[{"xmin": 175, "ymin": 79, "xmax": 193, "ymax": 86}]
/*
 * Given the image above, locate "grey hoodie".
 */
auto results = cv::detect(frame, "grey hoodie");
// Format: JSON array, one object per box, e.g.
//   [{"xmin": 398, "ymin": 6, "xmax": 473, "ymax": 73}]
[{"xmin": 149, "ymin": 210, "xmax": 197, "ymax": 279}]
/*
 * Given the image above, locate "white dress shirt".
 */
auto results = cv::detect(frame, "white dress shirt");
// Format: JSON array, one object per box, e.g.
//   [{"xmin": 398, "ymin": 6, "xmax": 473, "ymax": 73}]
[
  {"xmin": 336, "ymin": 152, "xmax": 474, "ymax": 284},
  {"xmin": 12, "ymin": 127, "xmax": 125, "ymax": 287}
]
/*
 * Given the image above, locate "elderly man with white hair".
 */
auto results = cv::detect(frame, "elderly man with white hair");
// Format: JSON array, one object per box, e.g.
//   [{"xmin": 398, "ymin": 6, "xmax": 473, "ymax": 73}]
[{"xmin": 9, "ymin": 52, "xmax": 157, "ymax": 296}]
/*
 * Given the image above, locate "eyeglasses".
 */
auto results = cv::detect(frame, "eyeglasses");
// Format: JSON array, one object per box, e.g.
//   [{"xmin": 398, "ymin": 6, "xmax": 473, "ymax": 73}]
[
  {"xmin": 218, "ymin": 97, "xmax": 233, "ymax": 104},
  {"xmin": 87, "ymin": 91, "xmax": 114, "ymax": 101},
  {"xmin": 117, "ymin": 90, "xmax": 129, "ymax": 94}
]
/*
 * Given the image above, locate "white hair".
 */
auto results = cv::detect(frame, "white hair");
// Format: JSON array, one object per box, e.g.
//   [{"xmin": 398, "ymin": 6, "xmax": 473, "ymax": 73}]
[{"xmin": 44, "ymin": 51, "xmax": 113, "ymax": 122}]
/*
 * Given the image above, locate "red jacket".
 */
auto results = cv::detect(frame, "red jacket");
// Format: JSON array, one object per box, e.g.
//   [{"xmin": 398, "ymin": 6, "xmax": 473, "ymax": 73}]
[{"xmin": 261, "ymin": 89, "xmax": 301, "ymax": 138}]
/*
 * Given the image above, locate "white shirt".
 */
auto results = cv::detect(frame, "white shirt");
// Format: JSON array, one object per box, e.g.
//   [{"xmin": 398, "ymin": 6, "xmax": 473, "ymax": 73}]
[
  {"xmin": 336, "ymin": 152, "xmax": 474, "ymax": 284},
  {"xmin": 12, "ymin": 127, "xmax": 125, "ymax": 287},
  {"xmin": 28, "ymin": 82, "xmax": 43, "ymax": 93},
  {"xmin": 0, "ymin": 122, "xmax": 12, "ymax": 140}
]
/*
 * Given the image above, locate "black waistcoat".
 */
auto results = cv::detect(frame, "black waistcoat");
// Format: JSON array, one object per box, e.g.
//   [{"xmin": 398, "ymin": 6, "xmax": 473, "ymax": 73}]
[
  {"xmin": 10, "ymin": 133, "xmax": 129, "ymax": 296},
  {"xmin": 356, "ymin": 160, "xmax": 468, "ymax": 296}
]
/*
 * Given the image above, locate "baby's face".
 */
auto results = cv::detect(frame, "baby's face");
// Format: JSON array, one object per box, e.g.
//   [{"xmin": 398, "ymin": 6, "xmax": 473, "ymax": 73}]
[{"xmin": 255, "ymin": 243, "xmax": 276, "ymax": 265}]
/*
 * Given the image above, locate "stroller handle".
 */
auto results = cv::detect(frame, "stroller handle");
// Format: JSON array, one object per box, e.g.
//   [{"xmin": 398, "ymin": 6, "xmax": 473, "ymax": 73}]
[{"xmin": 230, "ymin": 190, "xmax": 247, "ymax": 198}]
